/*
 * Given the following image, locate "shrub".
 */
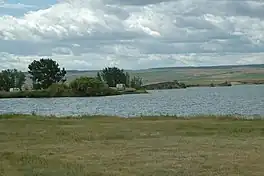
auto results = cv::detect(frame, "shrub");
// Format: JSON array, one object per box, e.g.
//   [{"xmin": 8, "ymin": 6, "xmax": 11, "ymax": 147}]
[
  {"xmin": 70, "ymin": 77, "xmax": 105, "ymax": 95},
  {"xmin": 47, "ymin": 83, "xmax": 71, "ymax": 97}
]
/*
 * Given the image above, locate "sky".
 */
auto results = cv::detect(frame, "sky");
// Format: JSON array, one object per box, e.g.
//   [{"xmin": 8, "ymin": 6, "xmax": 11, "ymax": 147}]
[{"xmin": 0, "ymin": 0, "xmax": 264, "ymax": 71}]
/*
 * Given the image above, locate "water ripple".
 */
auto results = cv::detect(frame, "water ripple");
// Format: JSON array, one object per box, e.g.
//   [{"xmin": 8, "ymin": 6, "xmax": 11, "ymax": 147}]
[{"xmin": 0, "ymin": 85, "xmax": 263, "ymax": 117}]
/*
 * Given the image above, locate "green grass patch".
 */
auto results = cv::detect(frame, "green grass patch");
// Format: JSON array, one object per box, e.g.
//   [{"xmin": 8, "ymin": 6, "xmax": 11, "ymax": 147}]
[{"xmin": 1, "ymin": 114, "xmax": 264, "ymax": 175}]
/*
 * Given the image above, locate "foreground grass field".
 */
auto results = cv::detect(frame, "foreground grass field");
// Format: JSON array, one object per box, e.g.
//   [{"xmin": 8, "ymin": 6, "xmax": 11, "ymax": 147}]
[{"xmin": 1, "ymin": 114, "xmax": 264, "ymax": 175}]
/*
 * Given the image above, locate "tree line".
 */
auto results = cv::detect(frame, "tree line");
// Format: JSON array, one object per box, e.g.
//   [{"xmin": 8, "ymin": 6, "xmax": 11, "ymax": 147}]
[{"xmin": 0, "ymin": 58, "xmax": 143, "ymax": 92}]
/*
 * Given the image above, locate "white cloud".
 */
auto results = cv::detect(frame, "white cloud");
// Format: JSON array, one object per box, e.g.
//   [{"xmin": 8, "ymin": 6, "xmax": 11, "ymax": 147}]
[{"xmin": 0, "ymin": 0, "xmax": 264, "ymax": 71}]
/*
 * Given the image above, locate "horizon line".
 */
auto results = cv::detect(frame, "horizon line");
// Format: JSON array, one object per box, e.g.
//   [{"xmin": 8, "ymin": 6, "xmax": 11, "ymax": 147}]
[{"xmin": 65, "ymin": 63, "xmax": 264, "ymax": 72}]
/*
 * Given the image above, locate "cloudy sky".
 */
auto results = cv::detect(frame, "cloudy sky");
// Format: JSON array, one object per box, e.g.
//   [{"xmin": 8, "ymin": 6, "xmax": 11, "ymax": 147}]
[{"xmin": 0, "ymin": 0, "xmax": 264, "ymax": 71}]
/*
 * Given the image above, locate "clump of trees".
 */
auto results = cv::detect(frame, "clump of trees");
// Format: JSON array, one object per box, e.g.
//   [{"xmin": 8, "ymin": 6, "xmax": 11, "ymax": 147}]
[
  {"xmin": 0, "ymin": 69, "xmax": 25, "ymax": 91},
  {"xmin": 97, "ymin": 67, "xmax": 130, "ymax": 87},
  {"xmin": 96, "ymin": 67, "xmax": 143, "ymax": 89},
  {"xmin": 0, "ymin": 58, "xmax": 144, "ymax": 98},
  {"xmin": 69, "ymin": 76, "xmax": 117, "ymax": 96},
  {"xmin": 71, "ymin": 77, "xmax": 107, "ymax": 91}
]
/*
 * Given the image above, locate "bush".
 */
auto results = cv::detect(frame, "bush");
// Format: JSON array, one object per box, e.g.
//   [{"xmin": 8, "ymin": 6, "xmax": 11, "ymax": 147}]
[
  {"xmin": 47, "ymin": 83, "xmax": 72, "ymax": 97},
  {"xmin": 70, "ymin": 77, "xmax": 106, "ymax": 95}
]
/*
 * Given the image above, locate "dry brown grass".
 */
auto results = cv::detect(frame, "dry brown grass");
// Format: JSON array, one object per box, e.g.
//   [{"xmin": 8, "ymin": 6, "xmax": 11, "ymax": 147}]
[{"xmin": 1, "ymin": 115, "xmax": 264, "ymax": 175}]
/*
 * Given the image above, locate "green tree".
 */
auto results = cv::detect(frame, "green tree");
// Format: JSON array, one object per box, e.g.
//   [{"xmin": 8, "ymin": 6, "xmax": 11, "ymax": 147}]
[
  {"xmin": 0, "ymin": 69, "xmax": 26, "ymax": 91},
  {"xmin": 70, "ymin": 77, "xmax": 105, "ymax": 93},
  {"xmin": 130, "ymin": 76, "xmax": 143, "ymax": 89},
  {"xmin": 98, "ymin": 67, "xmax": 129, "ymax": 87},
  {"xmin": 28, "ymin": 58, "xmax": 66, "ymax": 90}
]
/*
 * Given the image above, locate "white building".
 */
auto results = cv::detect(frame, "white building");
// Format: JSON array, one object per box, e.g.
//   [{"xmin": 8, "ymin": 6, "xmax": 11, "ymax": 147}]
[
  {"xmin": 116, "ymin": 84, "xmax": 125, "ymax": 90},
  {"xmin": 9, "ymin": 88, "xmax": 20, "ymax": 92}
]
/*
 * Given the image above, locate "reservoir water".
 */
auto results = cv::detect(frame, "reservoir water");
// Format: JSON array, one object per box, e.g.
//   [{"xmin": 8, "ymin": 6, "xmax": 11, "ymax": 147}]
[{"xmin": 0, "ymin": 85, "xmax": 263, "ymax": 117}]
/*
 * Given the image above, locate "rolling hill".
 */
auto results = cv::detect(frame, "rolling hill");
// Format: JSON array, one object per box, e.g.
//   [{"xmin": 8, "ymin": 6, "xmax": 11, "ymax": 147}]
[{"xmin": 24, "ymin": 64, "xmax": 264, "ymax": 86}]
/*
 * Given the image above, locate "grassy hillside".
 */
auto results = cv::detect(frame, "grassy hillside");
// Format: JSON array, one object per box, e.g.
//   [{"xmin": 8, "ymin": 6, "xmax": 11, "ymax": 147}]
[
  {"xmin": 1, "ymin": 114, "xmax": 264, "ymax": 176},
  {"xmin": 24, "ymin": 64, "xmax": 264, "ymax": 86}
]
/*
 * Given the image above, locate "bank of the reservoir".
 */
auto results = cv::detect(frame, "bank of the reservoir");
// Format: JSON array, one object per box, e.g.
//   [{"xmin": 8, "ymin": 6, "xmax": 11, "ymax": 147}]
[{"xmin": 0, "ymin": 87, "xmax": 148, "ymax": 99}]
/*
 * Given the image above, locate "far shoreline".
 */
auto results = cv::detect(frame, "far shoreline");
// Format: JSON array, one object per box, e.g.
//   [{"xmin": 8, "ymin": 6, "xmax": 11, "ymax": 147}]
[
  {"xmin": 0, "ymin": 88, "xmax": 148, "ymax": 99},
  {"xmin": 142, "ymin": 79, "xmax": 264, "ymax": 90},
  {"xmin": 0, "ymin": 80, "xmax": 264, "ymax": 99},
  {"xmin": 1, "ymin": 81, "xmax": 263, "ymax": 99}
]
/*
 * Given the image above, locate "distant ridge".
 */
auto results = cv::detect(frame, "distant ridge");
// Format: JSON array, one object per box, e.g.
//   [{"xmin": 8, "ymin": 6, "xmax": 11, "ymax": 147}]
[
  {"xmin": 66, "ymin": 64, "xmax": 264, "ymax": 72},
  {"xmin": 22, "ymin": 63, "xmax": 264, "ymax": 86},
  {"xmin": 146, "ymin": 64, "xmax": 264, "ymax": 70}
]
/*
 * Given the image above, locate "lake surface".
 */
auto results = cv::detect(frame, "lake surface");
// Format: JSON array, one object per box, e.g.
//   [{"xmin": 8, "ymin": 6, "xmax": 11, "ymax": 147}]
[{"xmin": 0, "ymin": 85, "xmax": 263, "ymax": 117}]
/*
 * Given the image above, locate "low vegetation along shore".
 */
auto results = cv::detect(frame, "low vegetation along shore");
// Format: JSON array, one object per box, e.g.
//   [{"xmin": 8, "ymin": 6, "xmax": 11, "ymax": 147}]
[
  {"xmin": 0, "ymin": 86, "xmax": 147, "ymax": 98},
  {"xmin": 1, "ymin": 114, "xmax": 264, "ymax": 175}
]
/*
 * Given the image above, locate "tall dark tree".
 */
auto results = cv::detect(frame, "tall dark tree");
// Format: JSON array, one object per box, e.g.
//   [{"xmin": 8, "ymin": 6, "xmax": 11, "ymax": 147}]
[
  {"xmin": 0, "ymin": 69, "xmax": 26, "ymax": 91},
  {"xmin": 98, "ymin": 67, "xmax": 128, "ymax": 87},
  {"xmin": 28, "ymin": 58, "xmax": 66, "ymax": 90}
]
